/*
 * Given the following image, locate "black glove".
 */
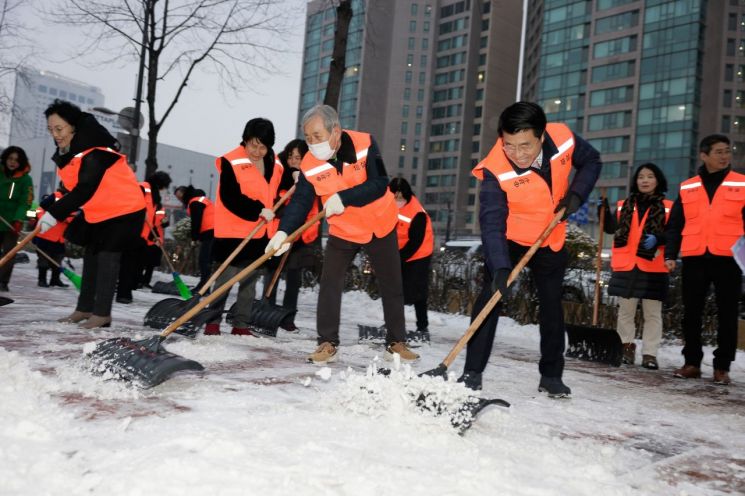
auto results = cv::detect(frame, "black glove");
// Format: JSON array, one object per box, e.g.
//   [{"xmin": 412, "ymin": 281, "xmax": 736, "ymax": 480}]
[
  {"xmin": 554, "ymin": 192, "xmax": 582, "ymax": 221},
  {"xmin": 597, "ymin": 197, "xmax": 610, "ymax": 220},
  {"xmin": 490, "ymin": 268, "xmax": 511, "ymax": 297}
]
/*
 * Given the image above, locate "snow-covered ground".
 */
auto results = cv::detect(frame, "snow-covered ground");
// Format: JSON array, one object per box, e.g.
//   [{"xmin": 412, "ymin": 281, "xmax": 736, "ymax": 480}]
[{"xmin": 1, "ymin": 260, "xmax": 745, "ymax": 495}]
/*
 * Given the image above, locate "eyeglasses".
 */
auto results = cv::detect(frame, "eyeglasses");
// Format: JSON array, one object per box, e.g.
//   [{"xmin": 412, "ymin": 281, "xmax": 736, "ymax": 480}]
[{"xmin": 502, "ymin": 142, "xmax": 539, "ymax": 155}]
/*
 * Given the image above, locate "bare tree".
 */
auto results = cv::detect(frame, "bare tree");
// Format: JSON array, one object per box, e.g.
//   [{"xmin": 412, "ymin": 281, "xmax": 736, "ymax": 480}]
[
  {"xmin": 322, "ymin": 0, "xmax": 352, "ymax": 111},
  {"xmin": 49, "ymin": 0, "xmax": 293, "ymax": 177},
  {"xmin": 0, "ymin": 0, "xmax": 33, "ymax": 123}
]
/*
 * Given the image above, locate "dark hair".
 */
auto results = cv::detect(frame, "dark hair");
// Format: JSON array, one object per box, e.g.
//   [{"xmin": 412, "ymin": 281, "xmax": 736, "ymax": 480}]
[
  {"xmin": 629, "ymin": 162, "xmax": 667, "ymax": 195},
  {"xmin": 241, "ymin": 118, "xmax": 275, "ymax": 149},
  {"xmin": 389, "ymin": 177, "xmax": 413, "ymax": 202},
  {"xmin": 43, "ymin": 99, "xmax": 83, "ymax": 127},
  {"xmin": 278, "ymin": 139, "xmax": 309, "ymax": 168},
  {"xmin": 699, "ymin": 134, "xmax": 730, "ymax": 154},
  {"xmin": 1, "ymin": 146, "xmax": 30, "ymax": 176},
  {"xmin": 498, "ymin": 101, "xmax": 547, "ymax": 138},
  {"xmin": 147, "ymin": 170, "xmax": 172, "ymax": 190}
]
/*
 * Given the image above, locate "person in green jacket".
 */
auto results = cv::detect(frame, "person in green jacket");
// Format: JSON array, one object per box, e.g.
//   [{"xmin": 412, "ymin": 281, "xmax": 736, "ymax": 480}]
[{"xmin": 0, "ymin": 146, "xmax": 34, "ymax": 291}]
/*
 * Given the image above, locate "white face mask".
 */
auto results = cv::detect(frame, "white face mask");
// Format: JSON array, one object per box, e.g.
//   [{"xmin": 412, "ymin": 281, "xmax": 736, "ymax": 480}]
[{"xmin": 309, "ymin": 140, "xmax": 335, "ymax": 161}]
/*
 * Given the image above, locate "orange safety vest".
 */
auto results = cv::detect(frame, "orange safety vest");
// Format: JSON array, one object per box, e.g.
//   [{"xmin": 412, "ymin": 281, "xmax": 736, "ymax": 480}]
[
  {"xmin": 36, "ymin": 192, "xmax": 70, "ymax": 243},
  {"xmin": 611, "ymin": 199, "xmax": 672, "ymax": 273},
  {"xmin": 472, "ymin": 123, "xmax": 574, "ymax": 251},
  {"xmin": 139, "ymin": 181, "xmax": 156, "ymax": 245},
  {"xmin": 187, "ymin": 196, "xmax": 215, "ymax": 233},
  {"xmin": 300, "ymin": 130, "xmax": 398, "ymax": 243},
  {"xmin": 396, "ymin": 195, "xmax": 434, "ymax": 262},
  {"xmin": 57, "ymin": 147, "xmax": 145, "ymax": 223},
  {"xmin": 214, "ymin": 146, "xmax": 283, "ymax": 239},
  {"xmin": 679, "ymin": 171, "xmax": 745, "ymax": 257},
  {"xmin": 154, "ymin": 207, "xmax": 166, "ymax": 241}
]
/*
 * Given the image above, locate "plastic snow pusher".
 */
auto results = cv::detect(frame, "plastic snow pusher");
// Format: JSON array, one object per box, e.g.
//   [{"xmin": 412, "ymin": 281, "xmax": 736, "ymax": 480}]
[
  {"xmin": 87, "ymin": 211, "xmax": 325, "ymax": 388},
  {"xmin": 143, "ymin": 186, "xmax": 296, "ymax": 337},
  {"xmin": 565, "ymin": 191, "xmax": 623, "ymax": 366},
  {"xmin": 412, "ymin": 210, "xmax": 567, "ymax": 432}
]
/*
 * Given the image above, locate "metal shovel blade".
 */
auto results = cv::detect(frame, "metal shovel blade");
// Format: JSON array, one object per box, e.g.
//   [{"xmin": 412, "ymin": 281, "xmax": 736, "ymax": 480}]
[{"xmin": 87, "ymin": 335, "xmax": 204, "ymax": 388}]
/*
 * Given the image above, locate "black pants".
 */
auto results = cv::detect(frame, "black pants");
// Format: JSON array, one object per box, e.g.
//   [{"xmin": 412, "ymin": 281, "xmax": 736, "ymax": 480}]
[
  {"xmin": 265, "ymin": 266, "xmax": 302, "ymax": 311},
  {"xmin": 196, "ymin": 233, "xmax": 214, "ymax": 290},
  {"xmin": 77, "ymin": 248, "xmax": 121, "ymax": 316},
  {"xmin": 681, "ymin": 256, "xmax": 741, "ymax": 371},
  {"xmin": 117, "ymin": 245, "xmax": 147, "ymax": 300},
  {"xmin": 465, "ymin": 241, "xmax": 568, "ymax": 378},
  {"xmin": 317, "ymin": 229, "xmax": 406, "ymax": 345},
  {"xmin": 0, "ymin": 230, "xmax": 19, "ymax": 284}
]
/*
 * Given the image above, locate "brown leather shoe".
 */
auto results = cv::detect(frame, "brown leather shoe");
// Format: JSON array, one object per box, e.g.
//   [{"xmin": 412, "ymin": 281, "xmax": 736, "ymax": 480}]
[
  {"xmin": 641, "ymin": 355, "xmax": 659, "ymax": 370},
  {"xmin": 673, "ymin": 364, "xmax": 701, "ymax": 379},
  {"xmin": 79, "ymin": 315, "xmax": 112, "ymax": 329},
  {"xmin": 622, "ymin": 343, "xmax": 636, "ymax": 365},
  {"xmin": 58, "ymin": 311, "xmax": 92, "ymax": 323},
  {"xmin": 713, "ymin": 369, "xmax": 731, "ymax": 385}
]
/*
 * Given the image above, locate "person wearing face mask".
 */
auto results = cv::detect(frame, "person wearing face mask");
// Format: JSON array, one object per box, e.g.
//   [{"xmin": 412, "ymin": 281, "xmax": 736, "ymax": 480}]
[
  {"xmin": 261, "ymin": 139, "xmax": 320, "ymax": 332},
  {"xmin": 42, "ymin": 99, "xmax": 146, "ymax": 328},
  {"xmin": 389, "ymin": 177, "xmax": 434, "ymax": 341},
  {"xmin": 0, "ymin": 146, "xmax": 34, "ymax": 292},
  {"xmin": 265, "ymin": 104, "xmax": 419, "ymax": 364},
  {"xmin": 463, "ymin": 101, "xmax": 601, "ymax": 397},
  {"xmin": 203, "ymin": 117, "xmax": 294, "ymax": 336},
  {"xmin": 599, "ymin": 163, "xmax": 672, "ymax": 370},
  {"xmin": 664, "ymin": 134, "xmax": 745, "ymax": 386}
]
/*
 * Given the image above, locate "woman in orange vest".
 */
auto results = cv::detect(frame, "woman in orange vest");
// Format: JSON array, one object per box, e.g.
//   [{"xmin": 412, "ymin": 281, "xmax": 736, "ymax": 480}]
[
  {"xmin": 600, "ymin": 163, "xmax": 672, "ymax": 370},
  {"xmin": 174, "ymin": 184, "xmax": 215, "ymax": 290},
  {"xmin": 263, "ymin": 139, "xmax": 320, "ymax": 332},
  {"xmin": 139, "ymin": 171, "xmax": 172, "ymax": 289},
  {"xmin": 204, "ymin": 117, "xmax": 293, "ymax": 336},
  {"xmin": 41, "ymin": 99, "xmax": 146, "ymax": 328},
  {"xmin": 33, "ymin": 184, "xmax": 72, "ymax": 287},
  {"xmin": 389, "ymin": 177, "xmax": 434, "ymax": 341}
]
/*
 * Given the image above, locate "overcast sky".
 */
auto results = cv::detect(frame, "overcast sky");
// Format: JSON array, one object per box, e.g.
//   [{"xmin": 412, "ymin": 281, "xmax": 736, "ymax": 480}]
[{"xmin": 10, "ymin": 1, "xmax": 307, "ymax": 157}]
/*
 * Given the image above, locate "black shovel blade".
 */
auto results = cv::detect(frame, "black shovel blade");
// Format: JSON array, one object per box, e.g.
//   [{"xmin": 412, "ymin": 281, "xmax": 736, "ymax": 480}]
[
  {"xmin": 87, "ymin": 335, "xmax": 204, "ymax": 388},
  {"xmin": 565, "ymin": 324, "xmax": 623, "ymax": 367},
  {"xmin": 229, "ymin": 300, "xmax": 297, "ymax": 337},
  {"xmin": 0, "ymin": 296, "xmax": 13, "ymax": 306},
  {"xmin": 144, "ymin": 296, "xmax": 220, "ymax": 338},
  {"xmin": 416, "ymin": 391, "xmax": 510, "ymax": 435}
]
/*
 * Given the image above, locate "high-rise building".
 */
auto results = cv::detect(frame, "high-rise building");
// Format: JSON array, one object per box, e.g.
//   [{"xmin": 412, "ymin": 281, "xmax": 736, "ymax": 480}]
[
  {"xmin": 522, "ymin": 0, "xmax": 745, "ymax": 206},
  {"xmin": 298, "ymin": 0, "xmax": 522, "ymax": 239}
]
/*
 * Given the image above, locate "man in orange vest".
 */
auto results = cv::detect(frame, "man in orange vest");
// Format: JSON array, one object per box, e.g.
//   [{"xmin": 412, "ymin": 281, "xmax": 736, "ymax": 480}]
[
  {"xmin": 664, "ymin": 134, "xmax": 744, "ymax": 385},
  {"xmin": 464, "ymin": 102, "xmax": 601, "ymax": 397},
  {"xmin": 265, "ymin": 104, "xmax": 419, "ymax": 364}
]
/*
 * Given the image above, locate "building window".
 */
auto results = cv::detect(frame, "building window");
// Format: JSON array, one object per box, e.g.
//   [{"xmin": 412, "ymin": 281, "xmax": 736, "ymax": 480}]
[
  {"xmin": 409, "ymin": 20, "xmax": 417, "ymax": 32},
  {"xmin": 399, "ymin": 156, "xmax": 405, "ymax": 168},
  {"xmin": 727, "ymin": 39, "xmax": 736, "ymax": 57},
  {"xmin": 723, "ymin": 115, "xmax": 732, "ymax": 133},
  {"xmin": 405, "ymin": 71, "xmax": 413, "ymax": 83},
  {"xmin": 401, "ymin": 122, "xmax": 409, "ymax": 134},
  {"xmin": 49, "ymin": 87, "xmax": 58, "ymax": 95},
  {"xmin": 725, "ymin": 89, "xmax": 733, "ymax": 107},
  {"xmin": 423, "ymin": 21, "xmax": 430, "ymax": 32},
  {"xmin": 408, "ymin": 37, "xmax": 416, "ymax": 50},
  {"xmin": 473, "ymin": 123, "xmax": 481, "ymax": 135},
  {"xmin": 595, "ymin": 11, "xmax": 639, "ymax": 35},
  {"xmin": 416, "ymin": 106, "xmax": 423, "ymax": 118},
  {"xmin": 475, "ymin": 106, "xmax": 482, "ymax": 118},
  {"xmin": 588, "ymin": 111, "xmax": 632, "ymax": 131},
  {"xmin": 417, "ymin": 89, "xmax": 425, "ymax": 101},
  {"xmin": 725, "ymin": 64, "xmax": 734, "ymax": 82},
  {"xmin": 407, "ymin": 54, "xmax": 414, "ymax": 67},
  {"xmin": 422, "ymin": 38, "xmax": 429, "ymax": 50},
  {"xmin": 413, "ymin": 157, "xmax": 419, "ymax": 169},
  {"xmin": 38, "ymin": 85, "xmax": 47, "ymax": 93},
  {"xmin": 404, "ymin": 88, "xmax": 411, "ymax": 100},
  {"xmin": 419, "ymin": 71, "xmax": 426, "ymax": 84},
  {"xmin": 411, "ymin": 3, "xmax": 418, "ymax": 16},
  {"xmin": 415, "ymin": 122, "xmax": 422, "ymax": 135},
  {"xmin": 593, "ymin": 35, "xmax": 637, "ymax": 59},
  {"xmin": 420, "ymin": 54, "xmax": 427, "ymax": 66},
  {"xmin": 411, "ymin": 174, "xmax": 417, "ymax": 186},
  {"xmin": 402, "ymin": 105, "xmax": 410, "ymax": 118},
  {"xmin": 591, "ymin": 61, "xmax": 635, "ymax": 83}
]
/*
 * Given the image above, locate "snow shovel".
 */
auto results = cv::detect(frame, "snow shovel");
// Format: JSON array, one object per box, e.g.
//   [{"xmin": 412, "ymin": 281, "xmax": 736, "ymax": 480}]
[
  {"xmin": 87, "ymin": 211, "xmax": 324, "ymax": 388},
  {"xmin": 565, "ymin": 193, "xmax": 623, "ymax": 366},
  {"xmin": 0, "ymin": 225, "xmax": 41, "ymax": 268},
  {"xmin": 409, "ymin": 210, "xmax": 566, "ymax": 432},
  {"xmin": 147, "ymin": 220, "xmax": 192, "ymax": 300},
  {"xmin": 242, "ymin": 244, "xmax": 296, "ymax": 336},
  {"xmin": 0, "ymin": 215, "xmax": 82, "ymax": 290},
  {"xmin": 143, "ymin": 186, "xmax": 296, "ymax": 336},
  {"xmin": 0, "ymin": 295, "xmax": 12, "ymax": 306}
]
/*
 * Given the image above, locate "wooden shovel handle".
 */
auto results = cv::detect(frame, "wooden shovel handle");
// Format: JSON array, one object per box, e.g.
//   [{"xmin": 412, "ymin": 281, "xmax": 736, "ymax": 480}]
[
  {"xmin": 196, "ymin": 185, "xmax": 296, "ymax": 296},
  {"xmin": 265, "ymin": 243, "xmax": 292, "ymax": 299},
  {"xmin": 0, "ymin": 225, "xmax": 41, "ymax": 268},
  {"xmin": 592, "ymin": 189, "xmax": 606, "ymax": 326},
  {"xmin": 440, "ymin": 209, "xmax": 565, "ymax": 369},
  {"xmin": 160, "ymin": 210, "xmax": 324, "ymax": 339},
  {"xmin": 0, "ymin": 215, "xmax": 61, "ymax": 269}
]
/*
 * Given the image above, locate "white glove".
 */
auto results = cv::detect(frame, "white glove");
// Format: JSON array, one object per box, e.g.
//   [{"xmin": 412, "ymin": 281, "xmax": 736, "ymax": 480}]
[
  {"xmin": 265, "ymin": 230, "xmax": 290, "ymax": 256},
  {"xmin": 260, "ymin": 208, "xmax": 275, "ymax": 222},
  {"xmin": 39, "ymin": 211, "xmax": 58, "ymax": 233},
  {"xmin": 324, "ymin": 193, "xmax": 345, "ymax": 217},
  {"xmin": 292, "ymin": 170, "xmax": 300, "ymax": 183}
]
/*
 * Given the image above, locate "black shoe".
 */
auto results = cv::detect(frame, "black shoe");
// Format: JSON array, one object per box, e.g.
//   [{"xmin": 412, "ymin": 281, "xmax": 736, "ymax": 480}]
[
  {"xmin": 0, "ymin": 283, "xmax": 8, "ymax": 292},
  {"xmin": 457, "ymin": 370, "xmax": 483, "ymax": 391},
  {"xmin": 116, "ymin": 296, "xmax": 132, "ymax": 304},
  {"xmin": 538, "ymin": 376, "xmax": 571, "ymax": 398},
  {"xmin": 49, "ymin": 278, "xmax": 69, "ymax": 288},
  {"xmin": 38, "ymin": 280, "xmax": 50, "ymax": 287}
]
